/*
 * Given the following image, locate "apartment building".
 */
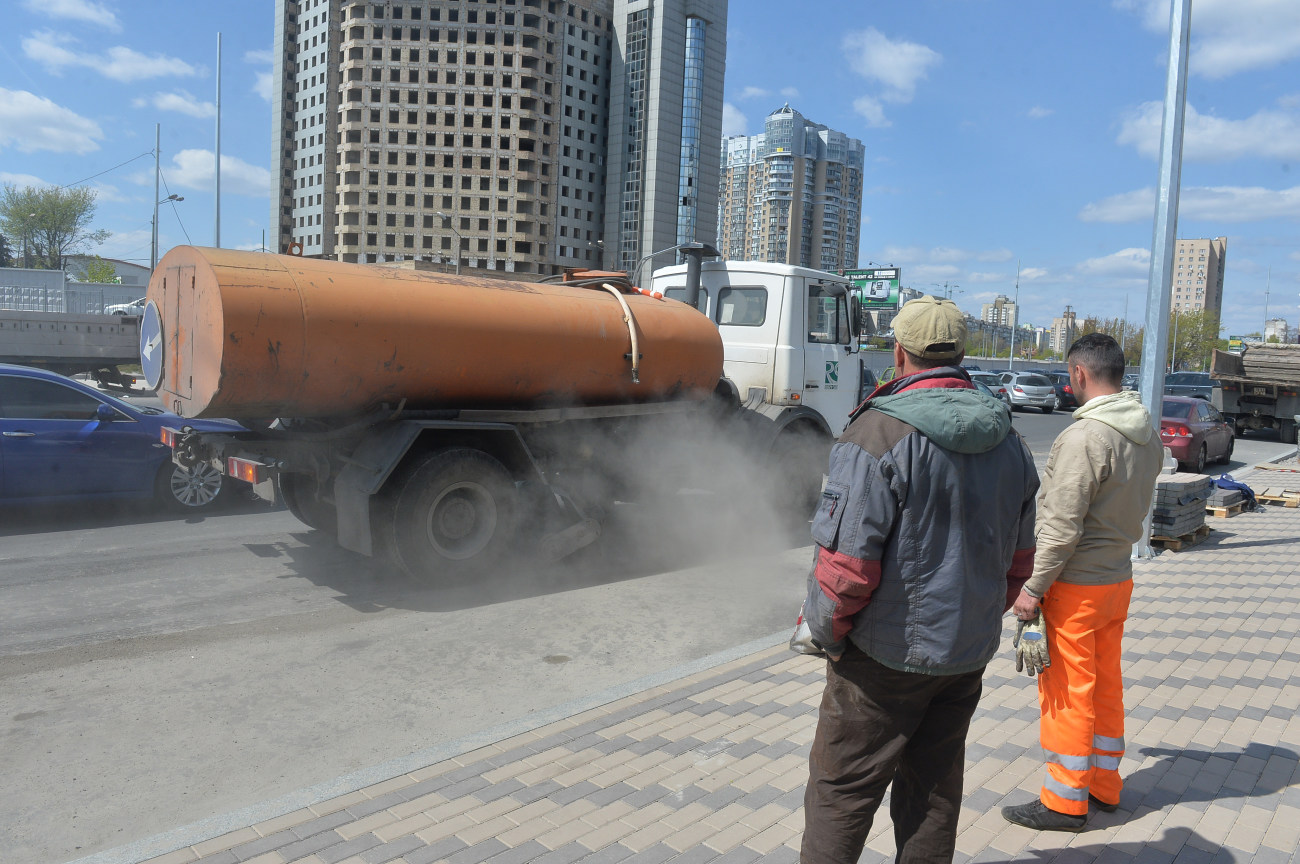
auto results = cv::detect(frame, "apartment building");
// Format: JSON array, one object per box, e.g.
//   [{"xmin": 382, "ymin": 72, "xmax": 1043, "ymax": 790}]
[
  {"xmin": 1172, "ymin": 237, "xmax": 1227, "ymax": 317},
  {"xmin": 1050, "ymin": 306, "xmax": 1077, "ymax": 355},
  {"xmin": 981, "ymin": 294, "xmax": 1017, "ymax": 328},
  {"xmin": 272, "ymin": 0, "xmax": 725, "ymax": 277},
  {"xmin": 717, "ymin": 105, "xmax": 864, "ymax": 272}
]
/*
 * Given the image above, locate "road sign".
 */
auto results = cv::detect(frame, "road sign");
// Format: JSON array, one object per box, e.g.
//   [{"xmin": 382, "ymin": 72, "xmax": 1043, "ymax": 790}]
[{"xmin": 140, "ymin": 300, "xmax": 163, "ymax": 391}]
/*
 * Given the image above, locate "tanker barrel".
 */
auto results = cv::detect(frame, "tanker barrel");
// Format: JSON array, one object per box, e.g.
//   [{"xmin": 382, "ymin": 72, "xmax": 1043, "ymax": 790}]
[{"xmin": 679, "ymin": 242, "xmax": 720, "ymax": 311}]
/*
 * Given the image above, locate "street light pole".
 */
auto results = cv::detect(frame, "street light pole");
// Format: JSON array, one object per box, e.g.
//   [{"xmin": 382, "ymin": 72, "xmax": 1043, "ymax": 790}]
[
  {"xmin": 437, "ymin": 212, "xmax": 462, "ymax": 275},
  {"xmin": 1008, "ymin": 259, "xmax": 1020, "ymax": 369},
  {"xmin": 151, "ymin": 124, "xmax": 161, "ymax": 271},
  {"xmin": 151, "ymin": 194, "xmax": 183, "ymax": 271}
]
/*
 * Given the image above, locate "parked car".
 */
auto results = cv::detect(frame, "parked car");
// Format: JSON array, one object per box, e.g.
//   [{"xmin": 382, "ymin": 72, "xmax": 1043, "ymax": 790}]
[
  {"xmin": 1121, "ymin": 373, "xmax": 1140, "ymax": 391},
  {"xmin": 961, "ymin": 363, "xmax": 981, "ymax": 372},
  {"xmin": 997, "ymin": 371, "xmax": 1057, "ymax": 413},
  {"xmin": 1160, "ymin": 395, "xmax": 1234, "ymax": 473},
  {"xmin": 105, "ymin": 297, "xmax": 147, "ymax": 316},
  {"xmin": 0, "ymin": 364, "xmax": 245, "ymax": 511},
  {"xmin": 969, "ymin": 372, "xmax": 1012, "ymax": 408},
  {"xmin": 1045, "ymin": 371, "xmax": 1078, "ymax": 410},
  {"xmin": 1163, "ymin": 371, "xmax": 1215, "ymax": 400}
]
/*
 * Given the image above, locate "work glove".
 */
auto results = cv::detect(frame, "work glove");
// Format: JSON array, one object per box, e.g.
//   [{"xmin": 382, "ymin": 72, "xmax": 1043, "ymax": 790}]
[{"xmin": 1013, "ymin": 610, "xmax": 1051, "ymax": 677}]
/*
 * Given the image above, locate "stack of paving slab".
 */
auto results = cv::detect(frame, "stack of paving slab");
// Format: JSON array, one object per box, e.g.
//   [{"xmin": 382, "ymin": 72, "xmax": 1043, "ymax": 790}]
[
  {"xmin": 1207, "ymin": 486, "xmax": 1245, "ymax": 509},
  {"xmin": 1151, "ymin": 472, "xmax": 1212, "ymax": 538}
]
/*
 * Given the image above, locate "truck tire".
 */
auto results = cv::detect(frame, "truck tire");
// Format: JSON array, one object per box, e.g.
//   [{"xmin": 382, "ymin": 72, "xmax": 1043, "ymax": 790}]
[
  {"xmin": 279, "ymin": 473, "xmax": 337, "ymax": 534},
  {"xmin": 388, "ymin": 448, "xmax": 519, "ymax": 578},
  {"xmin": 770, "ymin": 427, "xmax": 831, "ymax": 520},
  {"xmin": 1281, "ymin": 421, "xmax": 1298, "ymax": 445}
]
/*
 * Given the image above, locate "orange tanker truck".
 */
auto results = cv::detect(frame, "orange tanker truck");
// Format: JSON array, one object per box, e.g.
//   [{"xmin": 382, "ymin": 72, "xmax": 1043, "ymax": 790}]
[{"xmin": 148, "ymin": 245, "xmax": 870, "ymax": 577}]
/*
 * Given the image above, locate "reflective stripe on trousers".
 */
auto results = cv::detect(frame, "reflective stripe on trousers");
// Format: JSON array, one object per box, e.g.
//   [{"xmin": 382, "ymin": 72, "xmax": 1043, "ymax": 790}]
[{"xmin": 1037, "ymin": 580, "xmax": 1133, "ymax": 816}]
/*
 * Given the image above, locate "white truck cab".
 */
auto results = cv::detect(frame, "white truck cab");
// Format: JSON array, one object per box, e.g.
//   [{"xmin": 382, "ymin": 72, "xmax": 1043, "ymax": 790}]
[{"xmin": 652, "ymin": 260, "xmax": 864, "ymax": 438}]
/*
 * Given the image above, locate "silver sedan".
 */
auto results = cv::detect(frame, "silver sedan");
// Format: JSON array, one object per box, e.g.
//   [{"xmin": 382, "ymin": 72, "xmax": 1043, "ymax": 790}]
[{"xmin": 998, "ymin": 372, "xmax": 1058, "ymax": 414}]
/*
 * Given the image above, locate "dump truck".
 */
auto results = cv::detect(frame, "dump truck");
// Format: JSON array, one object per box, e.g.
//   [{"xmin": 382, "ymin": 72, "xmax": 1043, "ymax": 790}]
[
  {"xmin": 1211, "ymin": 343, "xmax": 1300, "ymax": 444},
  {"xmin": 149, "ymin": 246, "xmax": 869, "ymax": 577}
]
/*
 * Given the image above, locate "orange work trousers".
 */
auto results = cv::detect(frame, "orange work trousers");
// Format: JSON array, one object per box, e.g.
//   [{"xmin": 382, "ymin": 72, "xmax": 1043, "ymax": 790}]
[{"xmin": 1036, "ymin": 579, "xmax": 1133, "ymax": 816}]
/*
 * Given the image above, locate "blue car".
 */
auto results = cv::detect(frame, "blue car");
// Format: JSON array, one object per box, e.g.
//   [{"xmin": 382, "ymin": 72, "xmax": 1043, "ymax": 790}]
[{"xmin": 0, "ymin": 364, "xmax": 244, "ymax": 511}]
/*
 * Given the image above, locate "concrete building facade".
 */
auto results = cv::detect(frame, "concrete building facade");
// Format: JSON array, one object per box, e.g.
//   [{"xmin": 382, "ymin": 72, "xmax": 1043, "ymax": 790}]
[
  {"xmin": 1172, "ymin": 236, "xmax": 1227, "ymax": 317},
  {"xmin": 1050, "ymin": 306, "xmax": 1077, "ymax": 355},
  {"xmin": 717, "ymin": 105, "xmax": 864, "ymax": 272},
  {"xmin": 273, "ymin": 0, "xmax": 725, "ymax": 279}
]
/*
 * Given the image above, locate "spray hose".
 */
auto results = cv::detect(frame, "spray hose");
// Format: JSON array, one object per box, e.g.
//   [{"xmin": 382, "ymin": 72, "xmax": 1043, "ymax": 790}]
[{"xmin": 600, "ymin": 282, "xmax": 641, "ymax": 384}]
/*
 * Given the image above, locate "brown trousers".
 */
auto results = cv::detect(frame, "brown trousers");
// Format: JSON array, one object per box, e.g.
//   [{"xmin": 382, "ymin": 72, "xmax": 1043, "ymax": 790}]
[{"xmin": 802, "ymin": 646, "xmax": 984, "ymax": 864}]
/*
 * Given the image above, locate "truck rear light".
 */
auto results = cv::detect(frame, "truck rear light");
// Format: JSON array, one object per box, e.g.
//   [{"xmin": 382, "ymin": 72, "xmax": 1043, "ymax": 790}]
[
  {"xmin": 790, "ymin": 393, "xmax": 801, "ymax": 401},
  {"xmin": 227, "ymin": 456, "xmax": 269, "ymax": 484},
  {"xmin": 160, "ymin": 426, "xmax": 177, "ymax": 448}
]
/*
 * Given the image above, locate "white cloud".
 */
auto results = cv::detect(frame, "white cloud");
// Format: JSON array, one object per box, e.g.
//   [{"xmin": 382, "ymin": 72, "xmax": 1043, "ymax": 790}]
[
  {"xmin": 1081, "ymin": 185, "xmax": 1300, "ymax": 222},
  {"xmin": 89, "ymin": 182, "xmax": 130, "ymax": 203},
  {"xmin": 929, "ymin": 247, "xmax": 969, "ymax": 264},
  {"xmin": 21, "ymin": 0, "xmax": 119, "ymax": 31},
  {"xmin": 1028, "ymin": 106, "xmax": 1054, "ymax": 119},
  {"xmin": 780, "ymin": 87, "xmax": 800, "ymax": 99},
  {"xmin": 853, "ymin": 95, "xmax": 889, "ymax": 128},
  {"xmin": 23, "ymin": 30, "xmax": 200, "ymax": 82},
  {"xmin": 1116, "ymin": 0, "xmax": 1300, "ymax": 78},
  {"xmin": 245, "ymin": 49, "xmax": 274, "ymax": 102},
  {"xmin": 843, "ymin": 28, "xmax": 941, "ymax": 102},
  {"xmin": 1117, "ymin": 100, "xmax": 1300, "ymax": 162},
  {"xmin": 966, "ymin": 272, "xmax": 1007, "ymax": 284},
  {"xmin": 1019, "ymin": 268, "xmax": 1049, "ymax": 281},
  {"xmin": 738, "ymin": 86, "xmax": 769, "ymax": 101},
  {"xmin": 168, "ymin": 149, "xmax": 271, "ymax": 197},
  {"xmin": 133, "ymin": 90, "xmax": 216, "ymax": 118},
  {"xmin": 1077, "ymin": 248, "xmax": 1151, "ymax": 276},
  {"xmin": 722, "ymin": 102, "xmax": 748, "ymax": 137},
  {"xmin": 907, "ymin": 264, "xmax": 961, "ymax": 281},
  {"xmin": 0, "ymin": 88, "xmax": 102, "ymax": 154},
  {"xmin": 0, "ymin": 171, "xmax": 51, "ymax": 187},
  {"xmin": 878, "ymin": 245, "xmax": 1015, "ymax": 266}
]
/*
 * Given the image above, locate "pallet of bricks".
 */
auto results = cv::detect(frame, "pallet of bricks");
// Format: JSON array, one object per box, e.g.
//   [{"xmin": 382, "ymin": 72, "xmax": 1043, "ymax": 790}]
[
  {"xmin": 1206, "ymin": 483, "xmax": 1248, "ymax": 518},
  {"xmin": 1151, "ymin": 472, "xmax": 1212, "ymax": 551}
]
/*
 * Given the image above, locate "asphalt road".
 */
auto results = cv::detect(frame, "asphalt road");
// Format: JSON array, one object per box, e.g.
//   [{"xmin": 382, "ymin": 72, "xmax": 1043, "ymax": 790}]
[{"xmin": 1, "ymin": 408, "xmax": 1293, "ymax": 863}]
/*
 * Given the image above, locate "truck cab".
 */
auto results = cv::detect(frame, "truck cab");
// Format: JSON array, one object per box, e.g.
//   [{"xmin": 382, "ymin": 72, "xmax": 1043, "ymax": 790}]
[{"xmin": 651, "ymin": 261, "xmax": 864, "ymax": 438}]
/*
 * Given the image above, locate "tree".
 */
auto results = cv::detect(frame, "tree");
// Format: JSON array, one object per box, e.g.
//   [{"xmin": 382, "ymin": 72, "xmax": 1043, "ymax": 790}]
[
  {"xmin": 0, "ymin": 233, "xmax": 12, "ymax": 268},
  {"xmin": 0, "ymin": 184, "xmax": 111, "ymax": 270},
  {"xmin": 1168, "ymin": 309, "xmax": 1223, "ymax": 372},
  {"xmin": 84, "ymin": 256, "xmax": 118, "ymax": 283}
]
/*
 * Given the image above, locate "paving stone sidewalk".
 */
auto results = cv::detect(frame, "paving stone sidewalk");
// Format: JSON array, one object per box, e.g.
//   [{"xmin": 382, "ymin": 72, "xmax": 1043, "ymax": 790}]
[{"xmin": 134, "ymin": 470, "xmax": 1300, "ymax": 864}]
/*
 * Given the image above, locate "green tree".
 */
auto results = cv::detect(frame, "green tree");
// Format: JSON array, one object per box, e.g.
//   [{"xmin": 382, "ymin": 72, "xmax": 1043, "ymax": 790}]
[
  {"xmin": 84, "ymin": 256, "xmax": 117, "ymax": 283},
  {"xmin": 1168, "ymin": 309, "xmax": 1223, "ymax": 371},
  {"xmin": 0, "ymin": 185, "xmax": 110, "ymax": 270}
]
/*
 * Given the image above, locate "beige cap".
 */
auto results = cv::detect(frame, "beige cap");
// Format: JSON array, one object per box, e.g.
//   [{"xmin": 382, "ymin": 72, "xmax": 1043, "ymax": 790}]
[{"xmin": 893, "ymin": 296, "xmax": 967, "ymax": 360}]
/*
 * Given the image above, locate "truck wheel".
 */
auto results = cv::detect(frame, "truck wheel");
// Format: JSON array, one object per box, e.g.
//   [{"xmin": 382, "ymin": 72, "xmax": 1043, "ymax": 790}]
[
  {"xmin": 389, "ymin": 449, "xmax": 518, "ymax": 578},
  {"xmin": 156, "ymin": 461, "xmax": 225, "ymax": 513},
  {"xmin": 1281, "ymin": 421, "xmax": 1298, "ymax": 445},
  {"xmin": 280, "ymin": 473, "xmax": 337, "ymax": 534},
  {"xmin": 771, "ymin": 428, "xmax": 831, "ymax": 520}
]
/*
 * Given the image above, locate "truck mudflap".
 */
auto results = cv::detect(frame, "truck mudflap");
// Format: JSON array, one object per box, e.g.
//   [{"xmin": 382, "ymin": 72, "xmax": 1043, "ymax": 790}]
[{"xmin": 333, "ymin": 422, "xmax": 426, "ymax": 556}]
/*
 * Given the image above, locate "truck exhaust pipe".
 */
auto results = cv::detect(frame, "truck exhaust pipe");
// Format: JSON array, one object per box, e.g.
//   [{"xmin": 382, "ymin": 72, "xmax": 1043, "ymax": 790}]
[{"xmin": 679, "ymin": 242, "xmax": 720, "ymax": 311}]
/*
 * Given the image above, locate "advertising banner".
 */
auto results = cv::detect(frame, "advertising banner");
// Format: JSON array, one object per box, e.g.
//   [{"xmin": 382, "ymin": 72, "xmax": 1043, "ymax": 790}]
[{"xmin": 843, "ymin": 268, "xmax": 901, "ymax": 310}]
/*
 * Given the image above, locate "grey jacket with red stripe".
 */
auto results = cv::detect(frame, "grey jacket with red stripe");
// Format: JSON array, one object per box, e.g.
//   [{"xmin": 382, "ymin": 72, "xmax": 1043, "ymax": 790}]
[{"xmin": 804, "ymin": 367, "xmax": 1039, "ymax": 675}]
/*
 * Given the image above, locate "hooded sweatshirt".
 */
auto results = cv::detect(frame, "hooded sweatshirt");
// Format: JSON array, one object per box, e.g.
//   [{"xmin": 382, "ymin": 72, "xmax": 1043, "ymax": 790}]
[
  {"xmin": 804, "ymin": 367, "xmax": 1040, "ymax": 675},
  {"xmin": 1024, "ymin": 389, "xmax": 1164, "ymax": 597}
]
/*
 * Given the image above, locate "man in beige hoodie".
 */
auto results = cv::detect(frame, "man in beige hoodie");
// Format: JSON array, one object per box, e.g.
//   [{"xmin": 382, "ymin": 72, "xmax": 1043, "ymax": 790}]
[{"xmin": 1001, "ymin": 333, "xmax": 1164, "ymax": 832}]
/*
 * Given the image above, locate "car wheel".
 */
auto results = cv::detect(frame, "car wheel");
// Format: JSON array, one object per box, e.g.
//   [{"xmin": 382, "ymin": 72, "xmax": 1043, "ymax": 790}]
[
  {"xmin": 1053, "ymin": 394, "xmax": 1062, "ymax": 410},
  {"xmin": 1193, "ymin": 444, "xmax": 1207, "ymax": 474},
  {"xmin": 156, "ymin": 461, "xmax": 225, "ymax": 512},
  {"xmin": 1042, "ymin": 405, "xmax": 1054, "ymax": 415}
]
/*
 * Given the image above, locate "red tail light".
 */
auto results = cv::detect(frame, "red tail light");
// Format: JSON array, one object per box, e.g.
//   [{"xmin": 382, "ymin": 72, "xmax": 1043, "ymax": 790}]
[
  {"xmin": 226, "ymin": 456, "xmax": 269, "ymax": 484},
  {"xmin": 1162, "ymin": 424, "xmax": 1192, "ymax": 437},
  {"xmin": 1062, "ymin": 385, "xmax": 1073, "ymax": 394}
]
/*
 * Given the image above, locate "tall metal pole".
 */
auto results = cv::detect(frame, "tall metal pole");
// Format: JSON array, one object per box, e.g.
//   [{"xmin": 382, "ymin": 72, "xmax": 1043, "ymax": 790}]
[
  {"xmin": 1135, "ymin": 0, "xmax": 1192, "ymax": 560},
  {"xmin": 1263, "ymin": 266, "xmax": 1271, "ymax": 336},
  {"xmin": 214, "ymin": 32, "xmax": 222, "ymax": 248},
  {"xmin": 151, "ymin": 123, "xmax": 161, "ymax": 271},
  {"xmin": 1008, "ymin": 259, "xmax": 1020, "ymax": 369}
]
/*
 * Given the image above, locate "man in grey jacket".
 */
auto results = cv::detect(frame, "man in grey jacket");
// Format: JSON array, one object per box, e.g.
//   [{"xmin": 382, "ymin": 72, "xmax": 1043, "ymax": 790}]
[{"xmin": 801, "ymin": 297, "xmax": 1040, "ymax": 864}]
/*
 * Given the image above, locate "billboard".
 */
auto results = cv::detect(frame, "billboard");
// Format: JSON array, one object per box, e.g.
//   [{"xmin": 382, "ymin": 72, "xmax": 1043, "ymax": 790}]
[{"xmin": 843, "ymin": 267, "xmax": 901, "ymax": 310}]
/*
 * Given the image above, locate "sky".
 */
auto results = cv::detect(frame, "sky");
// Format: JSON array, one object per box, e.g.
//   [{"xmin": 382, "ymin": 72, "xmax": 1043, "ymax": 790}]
[{"xmin": 1, "ymin": 0, "xmax": 1297, "ymax": 339}]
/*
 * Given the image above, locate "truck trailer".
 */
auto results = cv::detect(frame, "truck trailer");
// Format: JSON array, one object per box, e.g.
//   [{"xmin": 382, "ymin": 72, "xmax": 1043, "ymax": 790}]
[
  {"xmin": 150, "ymin": 246, "xmax": 869, "ymax": 578},
  {"xmin": 1211, "ymin": 343, "xmax": 1300, "ymax": 444}
]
